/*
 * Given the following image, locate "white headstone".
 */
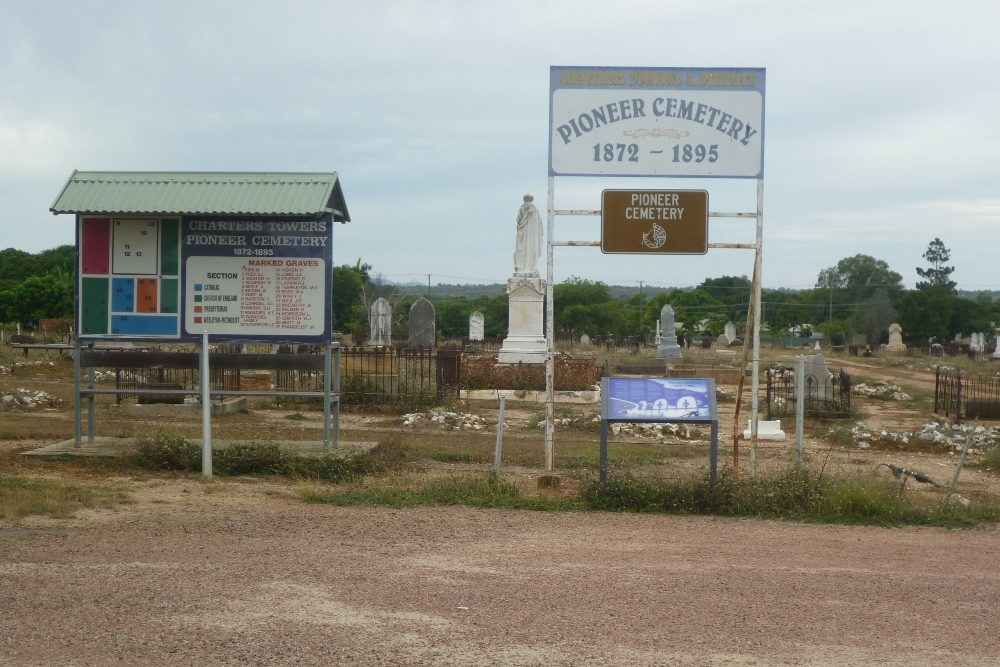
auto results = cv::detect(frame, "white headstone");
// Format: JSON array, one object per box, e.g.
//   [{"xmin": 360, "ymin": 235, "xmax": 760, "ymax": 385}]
[
  {"xmin": 469, "ymin": 311, "xmax": 485, "ymax": 341},
  {"xmin": 369, "ymin": 298, "xmax": 392, "ymax": 347},
  {"xmin": 580, "ymin": 333, "xmax": 591, "ymax": 346},
  {"xmin": 886, "ymin": 322, "xmax": 906, "ymax": 353},
  {"xmin": 800, "ymin": 353, "xmax": 832, "ymax": 401},
  {"xmin": 656, "ymin": 305, "xmax": 681, "ymax": 359},
  {"xmin": 724, "ymin": 321, "xmax": 737, "ymax": 343}
]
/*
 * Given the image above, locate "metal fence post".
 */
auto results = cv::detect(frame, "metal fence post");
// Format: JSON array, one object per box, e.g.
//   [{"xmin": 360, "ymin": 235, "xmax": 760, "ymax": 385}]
[{"xmin": 493, "ymin": 393, "xmax": 506, "ymax": 475}]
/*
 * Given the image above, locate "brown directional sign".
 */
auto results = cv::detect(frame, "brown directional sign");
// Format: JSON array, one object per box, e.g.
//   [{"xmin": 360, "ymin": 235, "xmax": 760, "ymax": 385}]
[{"xmin": 601, "ymin": 189, "xmax": 709, "ymax": 254}]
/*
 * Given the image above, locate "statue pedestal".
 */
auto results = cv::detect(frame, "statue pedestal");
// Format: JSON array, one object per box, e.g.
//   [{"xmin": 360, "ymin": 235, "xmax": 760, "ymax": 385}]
[
  {"xmin": 657, "ymin": 339, "xmax": 682, "ymax": 359},
  {"xmin": 499, "ymin": 274, "xmax": 546, "ymax": 364}
]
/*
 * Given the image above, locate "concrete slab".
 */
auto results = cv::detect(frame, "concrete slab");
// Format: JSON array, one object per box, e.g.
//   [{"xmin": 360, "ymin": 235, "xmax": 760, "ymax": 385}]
[{"xmin": 22, "ymin": 437, "xmax": 378, "ymax": 458}]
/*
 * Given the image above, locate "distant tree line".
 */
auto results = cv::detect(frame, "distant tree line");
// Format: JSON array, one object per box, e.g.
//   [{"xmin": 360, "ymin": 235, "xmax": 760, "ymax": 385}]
[{"xmin": 3, "ymin": 240, "xmax": 997, "ymax": 344}]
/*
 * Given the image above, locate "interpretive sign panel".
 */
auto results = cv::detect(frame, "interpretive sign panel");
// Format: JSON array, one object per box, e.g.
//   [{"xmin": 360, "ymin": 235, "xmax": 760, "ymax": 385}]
[
  {"xmin": 77, "ymin": 216, "xmax": 332, "ymax": 341},
  {"xmin": 549, "ymin": 66, "xmax": 765, "ymax": 178},
  {"xmin": 601, "ymin": 189, "xmax": 708, "ymax": 254},
  {"xmin": 604, "ymin": 377, "xmax": 715, "ymax": 421},
  {"xmin": 600, "ymin": 376, "xmax": 718, "ymax": 486}
]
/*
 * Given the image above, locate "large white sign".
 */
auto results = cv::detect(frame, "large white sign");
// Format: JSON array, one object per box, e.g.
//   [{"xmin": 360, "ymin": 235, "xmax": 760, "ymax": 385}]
[{"xmin": 549, "ymin": 67, "xmax": 765, "ymax": 178}]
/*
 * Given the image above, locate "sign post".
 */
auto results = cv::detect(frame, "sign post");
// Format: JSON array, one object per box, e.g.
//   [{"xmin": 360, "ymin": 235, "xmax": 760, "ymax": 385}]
[
  {"xmin": 546, "ymin": 66, "xmax": 765, "ymax": 476},
  {"xmin": 600, "ymin": 377, "xmax": 719, "ymax": 486}
]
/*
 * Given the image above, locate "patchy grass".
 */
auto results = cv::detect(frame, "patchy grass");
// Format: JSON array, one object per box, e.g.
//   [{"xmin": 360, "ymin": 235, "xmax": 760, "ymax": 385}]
[
  {"xmin": 581, "ymin": 467, "xmax": 1000, "ymax": 527},
  {"xmin": 127, "ymin": 433, "xmax": 407, "ymax": 482},
  {"xmin": 299, "ymin": 464, "xmax": 1000, "ymax": 527},
  {"xmin": 301, "ymin": 472, "xmax": 580, "ymax": 511},
  {"xmin": 0, "ymin": 477, "xmax": 129, "ymax": 522}
]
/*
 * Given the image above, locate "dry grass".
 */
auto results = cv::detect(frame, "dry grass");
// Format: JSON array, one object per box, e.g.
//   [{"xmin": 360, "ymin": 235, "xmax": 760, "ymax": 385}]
[{"xmin": 0, "ymin": 476, "xmax": 129, "ymax": 522}]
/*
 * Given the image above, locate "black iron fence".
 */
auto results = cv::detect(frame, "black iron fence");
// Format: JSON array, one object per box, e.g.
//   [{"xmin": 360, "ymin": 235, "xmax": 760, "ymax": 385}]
[
  {"xmin": 765, "ymin": 367, "xmax": 853, "ymax": 420},
  {"xmin": 339, "ymin": 346, "xmax": 461, "ymax": 407},
  {"xmin": 935, "ymin": 367, "xmax": 1000, "ymax": 420}
]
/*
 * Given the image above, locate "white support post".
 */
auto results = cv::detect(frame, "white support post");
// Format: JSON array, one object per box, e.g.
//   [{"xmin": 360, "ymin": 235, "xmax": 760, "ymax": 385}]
[
  {"xmin": 200, "ymin": 332, "xmax": 213, "ymax": 479},
  {"xmin": 749, "ymin": 178, "xmax": 764, "ymax": 477},
  {"xmin": 795, "ymin": 354, "xmax": 805, "ymax": 468},
  {"xmin": 545, "ymin": 176, "xmax": 556, "ymax": 472}
]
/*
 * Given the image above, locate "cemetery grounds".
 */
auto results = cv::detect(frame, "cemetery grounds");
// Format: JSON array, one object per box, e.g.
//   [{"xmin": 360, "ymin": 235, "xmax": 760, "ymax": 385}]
[{"xmin": 2, "ymin": 343, "xmax": 1000, "ymax": 666}]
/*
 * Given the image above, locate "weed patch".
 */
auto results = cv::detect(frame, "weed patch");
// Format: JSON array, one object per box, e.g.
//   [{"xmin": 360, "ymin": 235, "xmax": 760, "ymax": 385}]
[
  {"xmin": 580, "ymin": 467, "xmax": 1000, "ymax": 527},
  {"xmin": 0, "ymin": 477, "xmax": 128, "ymax": 522},
  {"xmin": 128, "ymin": 434, "xmax": 406, "ymax": 482}
]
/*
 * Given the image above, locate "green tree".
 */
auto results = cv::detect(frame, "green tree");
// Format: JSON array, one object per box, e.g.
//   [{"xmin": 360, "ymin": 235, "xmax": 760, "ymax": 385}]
[
  {"xmin": 915, "ymin": 238, "xmax": 956, "ymax": 293},
  {"xmin": 331, "ymin": 264, "xmax": 364, "ymax": 332},
  {"xmin": 894, "ymin": 287, "xmax": 953, "ymax": 341},
  {"xmin": 0, "ymin": 275, "xmax": 73, "ymax": 326},
  {"xmin": 816, "ymin": 254, "xmax": 903, "ymax": 307}
]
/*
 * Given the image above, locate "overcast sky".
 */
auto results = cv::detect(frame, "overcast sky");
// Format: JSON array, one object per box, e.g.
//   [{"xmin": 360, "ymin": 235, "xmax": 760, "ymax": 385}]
[{"xmin": 2, "ymin": 0, "xmax": 998, "ymax": 293}]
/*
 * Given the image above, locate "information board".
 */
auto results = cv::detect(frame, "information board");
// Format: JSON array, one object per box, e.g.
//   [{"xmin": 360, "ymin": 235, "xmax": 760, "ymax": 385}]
[
  {"xmin": 549, "ymin": 67, "xmax": 765, "ymax": 178},
  {"xmin": 604, "ymin": 377, "xmax": 715, "ymax": 421},
  {"xmin": 77, "ymin": 215, "xmax": 332, "ymax": 341},
  {"xmin": 601, "ymin": 189, "xmax": 708, "ymax": 254}
]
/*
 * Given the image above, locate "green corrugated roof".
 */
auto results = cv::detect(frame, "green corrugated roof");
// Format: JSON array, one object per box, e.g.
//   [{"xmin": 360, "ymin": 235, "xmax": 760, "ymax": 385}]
[{"xmin": 50, "ymin": 171, "xmax": 350, "ymax": 222}]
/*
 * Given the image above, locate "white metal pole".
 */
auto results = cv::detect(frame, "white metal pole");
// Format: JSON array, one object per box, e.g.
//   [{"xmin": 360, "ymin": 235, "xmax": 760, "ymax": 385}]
[
  {"xmin": 201, "ymin": 332, "xmax": 213, "ymax": 479},
  {"xmin": 494, "ymin": 393, "xmax": 506, "ymax": 475},
  {"xmin": 545, "ymin": 176, "xmax": 555, "ymax": 472},
  {"xmin": 795, "ymin": 354, "xmax": 805, "ymax": 468},
  {"xmin": 749, "ymin": 178, "xmax": 764, "ymax": 477}
]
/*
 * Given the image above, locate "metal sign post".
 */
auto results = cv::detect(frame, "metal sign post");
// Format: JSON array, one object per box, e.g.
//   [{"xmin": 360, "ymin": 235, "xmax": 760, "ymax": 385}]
[{"xmin": 600, "ymin": 377, "xmax": 719, "ymax": 487}]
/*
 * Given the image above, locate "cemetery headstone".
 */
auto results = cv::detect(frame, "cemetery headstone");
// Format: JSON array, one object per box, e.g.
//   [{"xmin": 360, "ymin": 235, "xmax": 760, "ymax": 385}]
[
  {"xmin": 801, "ymin": 353, "xmax": 832, "ymax": 401},
  {"xmin": 886, "ymin": 322, "xmax": 906, "ymax": 354},
  {"xmin": 656, "ymin": 305, "xmax": 681, "ymax": 359},
  {"xmin": 408, "ymin": 297, "xmax": 436, "ymax": 348},
  {"xmin": 469, "ymin": 311, "xmax": 485, "ymax": 342},
  {"xmin": 716, "ymin": 334, "xmax": 730, "ymax": 348},
  {"xmin": 369, "ymin": 297, "xmax": 392, "ymax": 347},
  {"xmin": 724, "ymin": 321, "xmax": 737, "ymax": 342},
  {"xmin": 580, "ymin": 333, "xmax": 591, "ymax": 346}
]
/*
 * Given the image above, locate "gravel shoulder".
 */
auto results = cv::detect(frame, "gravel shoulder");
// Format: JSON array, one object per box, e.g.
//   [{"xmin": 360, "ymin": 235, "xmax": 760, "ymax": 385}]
[{"xmin": 2, "ymin": 478, "xmax": 1000, "ymax": 667}]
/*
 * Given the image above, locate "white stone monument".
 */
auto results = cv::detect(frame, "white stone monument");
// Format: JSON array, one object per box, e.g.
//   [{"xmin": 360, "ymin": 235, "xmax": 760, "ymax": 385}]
[
  {"xmin": 369, "ymin": 297, "xmax": 392, "ymax": 347},
  {"xmin": 469, "ymin": 311, "xmax": 485, "ymax": 341},
  {"xmin": 886, "ymin": 322, "xmax": 906, "ymax": 354},
  {"xmin": 724, "ymin": 321, "xmax": 737, "ymax": 343},
  {"xmin": 499, "ymin": 195, "xmax": 546, "ymax": 364},
  {"xmin": 656, "ymin": 304, "xmax": 681, "ymax": 359}
]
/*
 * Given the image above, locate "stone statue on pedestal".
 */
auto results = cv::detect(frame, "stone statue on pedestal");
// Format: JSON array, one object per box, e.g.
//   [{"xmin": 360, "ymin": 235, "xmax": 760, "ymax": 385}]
[{"xmin": 500, "ymin": 194, "xmax": 546, "ymax": 364}]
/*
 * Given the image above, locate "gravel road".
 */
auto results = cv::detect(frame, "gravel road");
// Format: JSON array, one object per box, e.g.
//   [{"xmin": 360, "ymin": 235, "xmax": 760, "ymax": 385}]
[{"xmin": 2, "ymin": 479, "xmax": 999, "ymax": 666}]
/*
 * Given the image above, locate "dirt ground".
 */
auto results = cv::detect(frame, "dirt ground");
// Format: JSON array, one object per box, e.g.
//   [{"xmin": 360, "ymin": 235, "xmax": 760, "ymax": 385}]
[{"xmin": 2, "ymin": 349, "xmax": 1000, "ymax": 666}]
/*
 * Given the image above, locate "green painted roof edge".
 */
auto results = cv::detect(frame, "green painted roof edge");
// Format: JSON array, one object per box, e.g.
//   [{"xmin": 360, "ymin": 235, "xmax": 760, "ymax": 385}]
[{"xmin": 49, "ymin": 170, "xmax": 350, "ymax": 222}]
